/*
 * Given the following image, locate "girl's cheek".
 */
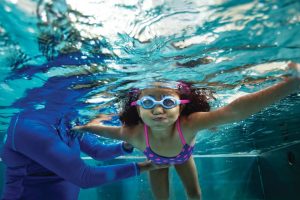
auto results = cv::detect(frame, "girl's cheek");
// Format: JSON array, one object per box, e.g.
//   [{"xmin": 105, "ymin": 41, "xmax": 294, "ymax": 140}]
[
  {"xmin": 169, "ymin": 107, "xmax": 180, "ymax": 115},
  {"xmin": 139, "ymin": 110, "xmax": 150, "ymax": 119}
]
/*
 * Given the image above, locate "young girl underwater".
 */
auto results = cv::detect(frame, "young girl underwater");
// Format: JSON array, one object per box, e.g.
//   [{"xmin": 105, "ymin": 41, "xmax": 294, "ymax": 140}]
[{"xmin": 74, "ymin": 62, "xmax": 300, "ymax": 200}]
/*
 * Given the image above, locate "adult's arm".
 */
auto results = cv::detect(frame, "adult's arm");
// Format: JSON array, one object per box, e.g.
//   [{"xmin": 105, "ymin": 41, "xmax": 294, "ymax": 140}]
[
  {"xmin": 79, "ymin": 133, "xmax": 133, "ymax": 161},
  {"xmin": 13, "ymin": 118, "xmax": 138, "ymax": 188}
]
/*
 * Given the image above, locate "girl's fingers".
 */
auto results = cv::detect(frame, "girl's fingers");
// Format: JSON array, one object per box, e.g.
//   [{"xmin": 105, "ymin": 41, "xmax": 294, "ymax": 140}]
[{"xmin": 287, "ymin": 62, "xmax": 300, "ymax": 79}]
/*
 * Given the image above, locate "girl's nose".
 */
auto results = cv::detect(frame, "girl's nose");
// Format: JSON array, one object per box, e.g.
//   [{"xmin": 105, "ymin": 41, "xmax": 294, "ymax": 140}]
[{"xmin": 152, "ymin": 105, "xmax": 164, "ymax": 114}]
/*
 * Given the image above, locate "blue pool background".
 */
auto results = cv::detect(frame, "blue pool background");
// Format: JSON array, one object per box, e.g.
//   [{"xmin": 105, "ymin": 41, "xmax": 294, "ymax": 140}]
[{"xmin": 0, "ymin": 0, "xmax": 300, "ymax": 199}]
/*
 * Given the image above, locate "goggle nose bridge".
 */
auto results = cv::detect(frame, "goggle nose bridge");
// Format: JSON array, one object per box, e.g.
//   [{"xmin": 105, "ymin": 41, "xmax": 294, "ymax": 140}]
[{"xmin": 131, "ymin": 96, "xmax": 190, "ymax": 109}]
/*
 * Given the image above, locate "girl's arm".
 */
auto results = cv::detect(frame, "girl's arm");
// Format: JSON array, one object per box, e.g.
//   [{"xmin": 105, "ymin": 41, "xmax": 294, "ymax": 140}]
[
  {"xmin": 72, "ymin": 114, "xmax": 131, "ymax": 142},
  {"xmin": 74, "ymin": 124, "xmax": 123, "ymax": 140},
  {"xmin": 188, "ymin": 62, "xmax": 300, "ymax": 131}
]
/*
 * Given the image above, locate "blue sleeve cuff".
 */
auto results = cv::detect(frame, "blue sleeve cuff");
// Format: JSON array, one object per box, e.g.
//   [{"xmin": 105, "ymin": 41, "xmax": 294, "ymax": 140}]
[{"xmin": 134, "ymin": 162, "xmax": 140, "ymax": 176}]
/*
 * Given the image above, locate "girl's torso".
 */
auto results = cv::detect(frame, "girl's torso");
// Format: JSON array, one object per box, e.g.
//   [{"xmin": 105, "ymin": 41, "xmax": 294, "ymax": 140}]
[{"xmin": 125, "ymin": 117, "xmax": 196, "ymax": 164}]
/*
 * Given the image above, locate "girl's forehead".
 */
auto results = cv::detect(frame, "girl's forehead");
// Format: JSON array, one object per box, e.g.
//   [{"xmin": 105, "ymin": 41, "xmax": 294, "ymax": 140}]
[{"xmin": 141, "ymin": 88, "xmax": 179, "ymax": 96}]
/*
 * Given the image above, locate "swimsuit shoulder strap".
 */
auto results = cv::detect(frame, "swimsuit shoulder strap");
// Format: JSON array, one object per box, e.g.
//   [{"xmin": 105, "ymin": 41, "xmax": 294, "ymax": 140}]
[
  {"xmin": 176, "ymin": 119, "xmax": 187, "ymax": 145},
  {"xmin": 144, "ymin": 124, "xmax": 150, "ymax": 147}
]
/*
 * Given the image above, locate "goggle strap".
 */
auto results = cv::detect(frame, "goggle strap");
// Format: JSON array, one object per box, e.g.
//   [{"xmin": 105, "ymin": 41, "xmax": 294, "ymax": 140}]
[
  {"xmin": 180, "ymin": 100, "xmax": 190, "ymax": 104},
  {"xmin": 130, "ymin": 101, "xmax": 137, "ymax": 106}
]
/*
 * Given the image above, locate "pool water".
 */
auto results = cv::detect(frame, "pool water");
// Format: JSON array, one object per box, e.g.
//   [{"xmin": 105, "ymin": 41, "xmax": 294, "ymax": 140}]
[{"xmin": 0, "ymin": 0, "xmax": 300, "ymax": 199}]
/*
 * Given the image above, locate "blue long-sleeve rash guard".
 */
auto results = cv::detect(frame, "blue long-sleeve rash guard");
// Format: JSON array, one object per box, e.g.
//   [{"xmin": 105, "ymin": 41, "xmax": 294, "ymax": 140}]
[{"xmin": 1, "ymin": 112, "xmax": 139, "ymax": 200}]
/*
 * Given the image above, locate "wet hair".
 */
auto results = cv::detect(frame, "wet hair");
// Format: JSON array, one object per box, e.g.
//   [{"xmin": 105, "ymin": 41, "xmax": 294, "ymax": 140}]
[{"xmin": 119, "ymin": 82, "xmax": 214, "ymax": 127}]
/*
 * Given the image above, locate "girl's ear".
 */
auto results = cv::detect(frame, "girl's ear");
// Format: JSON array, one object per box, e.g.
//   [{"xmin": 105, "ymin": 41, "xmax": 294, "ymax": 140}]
[
  {"xmin": 136, "ymin": 107, "xmax": 141, "ymax": 117},
  {"xmin": 180, "ymin": 104, "xmax": 185, "ymax": 113}
]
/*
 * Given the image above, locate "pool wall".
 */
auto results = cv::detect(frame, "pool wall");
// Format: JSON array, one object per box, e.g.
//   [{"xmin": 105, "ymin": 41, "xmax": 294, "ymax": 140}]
[
  {"xmin": 0, "ymin": 143, "xmax": 299, "ymax": 199},
  {"xmin": 77, "ymin": 142, "xmax": 300, "ymax": 200}
]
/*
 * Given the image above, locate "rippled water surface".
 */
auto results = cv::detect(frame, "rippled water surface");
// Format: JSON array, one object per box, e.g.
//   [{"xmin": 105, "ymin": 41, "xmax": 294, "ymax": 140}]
[{"xmin": 0, "ymin": 0, "xmax": 300, "ymax": 154}]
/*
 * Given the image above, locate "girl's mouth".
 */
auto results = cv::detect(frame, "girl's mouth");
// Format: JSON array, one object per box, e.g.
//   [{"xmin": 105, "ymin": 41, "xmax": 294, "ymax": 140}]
[{"xmin": 152, "ymin": 117, "xmax": 167, "ymax": 121}]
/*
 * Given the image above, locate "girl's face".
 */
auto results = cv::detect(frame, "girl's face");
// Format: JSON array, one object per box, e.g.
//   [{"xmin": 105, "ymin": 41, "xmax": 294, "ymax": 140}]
[{"xmin": 137, "ymin": 88, "xmax": 182, "ymax": 128}]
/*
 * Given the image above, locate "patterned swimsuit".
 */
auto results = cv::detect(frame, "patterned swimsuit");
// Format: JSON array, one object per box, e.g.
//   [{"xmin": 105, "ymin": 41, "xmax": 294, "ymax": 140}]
[{"xmin": 143, "ymin": 119, "xmax": 194, "ymax": 165}]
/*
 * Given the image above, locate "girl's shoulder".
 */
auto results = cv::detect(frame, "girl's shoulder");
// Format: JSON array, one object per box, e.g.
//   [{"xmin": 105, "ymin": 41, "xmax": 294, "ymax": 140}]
[
  {"xmin": 179, "ymin": 115, "xmax": 193, "ymax": 127},
  {"xmin": 122, "ymin": 123, "xmax": 145, "ymax": 139},
  {"xmin": 178, "ymin": 116, "xmax": 200, "ymax": 141},
  {"xmin": 121, "ymin": 123, "xmax": 146, "ymax": 149}
]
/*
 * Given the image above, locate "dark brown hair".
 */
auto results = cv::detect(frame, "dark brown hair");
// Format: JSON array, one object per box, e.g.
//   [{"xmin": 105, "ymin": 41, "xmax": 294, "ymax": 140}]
[{"xmin": 119, "ymin": 82, "xmax": 214, "ymax": 126}]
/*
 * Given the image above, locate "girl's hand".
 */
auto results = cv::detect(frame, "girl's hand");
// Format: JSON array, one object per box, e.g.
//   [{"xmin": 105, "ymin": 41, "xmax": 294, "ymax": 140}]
[
  {"xmin": 71, "ymin": 114, "xmax": 114, "ymax": 133},
  {"xmin": 287, "ymin": 61, "xmax": 300, "ymax": 80},
  {"xmin": 88, "ymin": 114, "xmax": 114, "ymax": 125}
]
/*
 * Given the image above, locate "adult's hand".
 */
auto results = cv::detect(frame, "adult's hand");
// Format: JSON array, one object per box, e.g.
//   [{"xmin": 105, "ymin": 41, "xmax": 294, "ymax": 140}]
[{"xmin": 137, "ymin": 160, "xmax": 170, "ymax": 173}]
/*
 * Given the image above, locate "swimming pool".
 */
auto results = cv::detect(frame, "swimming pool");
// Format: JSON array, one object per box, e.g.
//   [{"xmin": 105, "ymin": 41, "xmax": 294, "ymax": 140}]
[{"xmin": 0, "ymin": 0, "xmax": 299, "ymax": 199}]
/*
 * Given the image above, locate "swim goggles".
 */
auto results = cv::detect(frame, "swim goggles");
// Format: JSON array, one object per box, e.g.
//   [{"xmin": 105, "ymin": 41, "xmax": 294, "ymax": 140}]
[{"xmin": 131, "ymin": 96, "xmax": 190, "ymax": 109}]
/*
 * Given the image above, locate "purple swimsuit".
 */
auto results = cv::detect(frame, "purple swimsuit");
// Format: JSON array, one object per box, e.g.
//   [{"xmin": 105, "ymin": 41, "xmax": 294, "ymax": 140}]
[{"xmin": 143, "ymin": 120, "xmax": 194, "ymax": 165}]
